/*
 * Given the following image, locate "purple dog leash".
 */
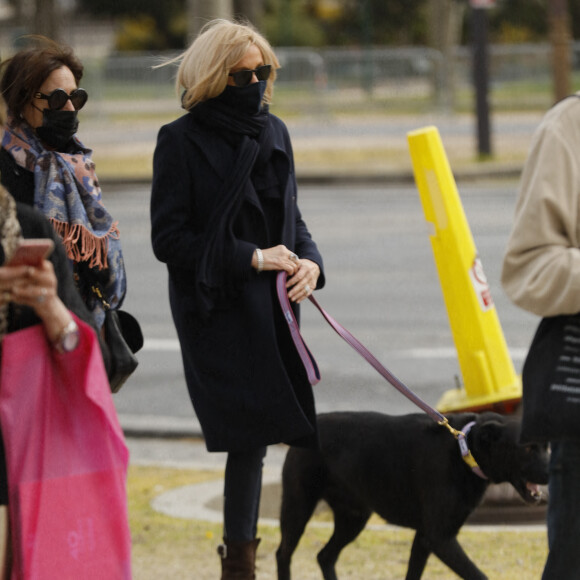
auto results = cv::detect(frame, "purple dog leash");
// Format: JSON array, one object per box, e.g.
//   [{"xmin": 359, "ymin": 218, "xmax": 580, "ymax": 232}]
[
  {"xmin": 275, "ymin": 271, "xmax": 444, "ymax": 423},
  {"xmin": 275, "ymin": 272, "xmax": 321, "ymax": 386},
  {"xmin": 276, "ymin": 271, "xmax": 487, "ymax": 479}
]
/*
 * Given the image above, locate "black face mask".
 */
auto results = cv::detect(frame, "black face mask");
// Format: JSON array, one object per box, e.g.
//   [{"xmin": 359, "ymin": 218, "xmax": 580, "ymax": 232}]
[
  {"xmin": 217, "ymin": 81, "xmax": 267, "ymax": 117},
  {"xmin": 35, "ymin": 109, "xmax": 79, "ymax": 150}
]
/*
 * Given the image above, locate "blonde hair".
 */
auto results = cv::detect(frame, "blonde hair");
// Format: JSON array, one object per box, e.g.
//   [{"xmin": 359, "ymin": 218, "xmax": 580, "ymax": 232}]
[{"xmin": 172, "ymin": 19, "xmax": 279, "ymax": 110}]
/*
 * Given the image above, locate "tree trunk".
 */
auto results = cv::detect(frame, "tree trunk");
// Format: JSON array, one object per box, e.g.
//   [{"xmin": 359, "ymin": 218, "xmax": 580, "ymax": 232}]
[
  {"xmin": 427, "ymin": 0, "xmax": 464, "ymax": 111},
  {"xmin": 186, "ymin": 0, "xmax": 234, "ymax": 41},
  {"xmin": 233, "ymin": 0, "xmax": 264, "ymax": 28},
  {"xmin": 548, "ymin": 0, "xmax": 571, "ymax": 103},
  {"xmin": 34, "ymin": 0, "xmax": 60, "ymax": 40}
]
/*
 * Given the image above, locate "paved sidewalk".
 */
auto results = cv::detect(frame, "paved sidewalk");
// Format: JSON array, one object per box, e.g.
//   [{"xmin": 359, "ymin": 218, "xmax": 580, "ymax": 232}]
[{"xmin": 125, "ymin": 436, "xmax": 287, "ymax": 527}]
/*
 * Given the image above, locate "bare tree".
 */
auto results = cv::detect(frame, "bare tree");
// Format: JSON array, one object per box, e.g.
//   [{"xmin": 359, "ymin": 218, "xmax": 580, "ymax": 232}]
[
  {"xmin": 427, "ymin": 0, "xmax": 465, "ymax": 111},
  {"xmin": 233, "ymin": 0, "xmax": 264, "ymax": 27},
  {"xmin": 10, "ymin": 0, "xmax": 61, "ymax": 39},
  {"xmin": 548, "ymin": 0, "xmax": 571, "ymax": 102},
  {"xmin": 34, "ymin": 0, "xmax": 61, "ymax": 40},
  {"xmin": 186, "ymin": 0, "xmax": 234, "ymax": 40},
  {"xmin": 185, "ymin": 0, "xmax": 265, "ymax": 42}
]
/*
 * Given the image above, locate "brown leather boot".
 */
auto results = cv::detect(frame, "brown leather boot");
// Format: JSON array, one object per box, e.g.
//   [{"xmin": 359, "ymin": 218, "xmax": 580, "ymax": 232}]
[{"xmin": 217, "ymin": 538, "xmax": 260, "ymax": 579}]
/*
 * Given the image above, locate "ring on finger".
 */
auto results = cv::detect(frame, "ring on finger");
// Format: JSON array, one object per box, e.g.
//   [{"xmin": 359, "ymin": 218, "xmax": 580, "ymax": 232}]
[
  {"xmin": 304, "ymin": 284, "xmax": 311, "ymax": 294},
  {"xmin": 36, "ymin": 287, "xmax": 47, "ymax": 304},
  {"xmin": 289, "ymin": 252, "xmax": 298, "ymax": 261}
]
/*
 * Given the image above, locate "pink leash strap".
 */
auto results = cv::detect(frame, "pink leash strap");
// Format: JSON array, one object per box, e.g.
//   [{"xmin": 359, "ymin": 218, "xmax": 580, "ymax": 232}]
[
  {"xmin": 307, "ymin": 293, "xmax": 447, "ymax": 425},
  {"xmin": 275, "ymin": 272, "xmax": 321, "ymax": 385},
  {"xmin": 276, "ymin": 271, "xmax": 445, "ymax": 424}
]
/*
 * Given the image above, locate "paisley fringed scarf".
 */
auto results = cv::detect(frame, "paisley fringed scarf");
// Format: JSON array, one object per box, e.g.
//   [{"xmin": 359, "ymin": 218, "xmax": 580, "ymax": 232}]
[
  {"xmin": 1, "ymin": 115, "xmax": 126, "ymax": 325},
  {"xmin": 2, "ymin": 114, "xmax": 118, "ymax": 268}
]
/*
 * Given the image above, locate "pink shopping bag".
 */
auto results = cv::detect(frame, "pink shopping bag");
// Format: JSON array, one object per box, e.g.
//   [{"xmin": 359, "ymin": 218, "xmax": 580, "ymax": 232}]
[{"xmin": 0, "ymin": 317, "xmax": 132, "ymax": 579}]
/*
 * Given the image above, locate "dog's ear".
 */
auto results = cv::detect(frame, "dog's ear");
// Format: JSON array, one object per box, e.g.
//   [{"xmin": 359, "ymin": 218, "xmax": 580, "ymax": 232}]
[{"xmin": 477, "ymin": 421, "xmax": 504, "ymax": 447}]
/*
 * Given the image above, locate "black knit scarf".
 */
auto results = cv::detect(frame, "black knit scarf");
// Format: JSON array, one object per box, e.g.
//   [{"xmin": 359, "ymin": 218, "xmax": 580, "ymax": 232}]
[{"xmin": 189, "ymin": 87, "xmax": 273, "ymax": 321}]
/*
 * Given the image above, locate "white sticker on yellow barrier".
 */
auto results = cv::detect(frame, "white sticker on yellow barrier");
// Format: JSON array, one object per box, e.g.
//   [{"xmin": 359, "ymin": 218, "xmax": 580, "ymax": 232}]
[{"xmin": 469, "ymin": 257, "xmax": 493, "ymax": 311}]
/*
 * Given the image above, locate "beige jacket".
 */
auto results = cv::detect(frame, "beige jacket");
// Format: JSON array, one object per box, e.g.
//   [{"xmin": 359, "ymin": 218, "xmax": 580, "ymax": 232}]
[{"xmin": 502, "ymin": 94, "xmax": 580, "ymax": 317}]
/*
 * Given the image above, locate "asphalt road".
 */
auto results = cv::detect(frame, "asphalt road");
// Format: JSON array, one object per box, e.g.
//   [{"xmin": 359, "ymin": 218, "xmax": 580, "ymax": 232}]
[{"xmin": 106, "ymin": 180, "xmax": 539, "ymax": 436}]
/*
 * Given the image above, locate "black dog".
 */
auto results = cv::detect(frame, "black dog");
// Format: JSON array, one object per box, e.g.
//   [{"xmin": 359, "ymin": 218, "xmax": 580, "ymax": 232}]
[{"xmin": 276, "ymin": 411, "xmax": 549, "ymax": 580}]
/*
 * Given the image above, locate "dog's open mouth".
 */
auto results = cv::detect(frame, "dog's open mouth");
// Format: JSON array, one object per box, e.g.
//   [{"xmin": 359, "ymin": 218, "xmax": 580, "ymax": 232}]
[
  {"xmin": 511, "ymin": 479, "xmax": 546, "ymax": 504},
  {"xmin": 524, "ymin": 481, "xmax": 544, "ymax": 503}
]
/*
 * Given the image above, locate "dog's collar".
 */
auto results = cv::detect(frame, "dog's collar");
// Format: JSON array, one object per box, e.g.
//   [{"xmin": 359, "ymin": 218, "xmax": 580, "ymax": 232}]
[{"xmin": 458, "ymin": 422, "xmax": 488, "ymax": 480}]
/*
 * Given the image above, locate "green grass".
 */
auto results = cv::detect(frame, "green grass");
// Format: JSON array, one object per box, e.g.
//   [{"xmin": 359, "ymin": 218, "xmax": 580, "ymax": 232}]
[
  {"xmin": 94, "ymin": 154, "xmax": 153, "ymax": 180},
  {"xmin": 128, "ymin": 464, "xmax": 548, "ymax": 580}
]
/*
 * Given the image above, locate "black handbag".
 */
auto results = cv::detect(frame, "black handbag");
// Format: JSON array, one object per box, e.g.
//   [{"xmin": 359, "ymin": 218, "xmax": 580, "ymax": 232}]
[
  {"xmin": 520, "ymin": 313, "xmax": 580, "ymax": 443},
  {"xmin": 104, "ymin": 309, "xmax": 144, "ymax": 393}
]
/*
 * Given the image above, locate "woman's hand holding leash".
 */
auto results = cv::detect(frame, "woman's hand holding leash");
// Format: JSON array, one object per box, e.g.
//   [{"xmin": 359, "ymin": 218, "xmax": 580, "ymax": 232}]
[
  {"xmin": 252, "ymin": 245, "xmax": 298, "ymax": 275},
  {"xmin": 286, "ymin": 258, "xmax": 320, "ymax": 303},
  {"xmin": 252, "ymin": 245, "xmax": 320, "ymax": 303}
]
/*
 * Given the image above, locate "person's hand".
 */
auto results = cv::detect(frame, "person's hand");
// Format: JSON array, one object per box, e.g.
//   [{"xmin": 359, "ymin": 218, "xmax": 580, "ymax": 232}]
[
  {"xmin": 0, "ymin": 260, "xmax": 56, "ymax": 313},
  {"xmin": 286, "ymin": 258, "xmax": 320, "ymax": 303},
  {"xmin": 252, "ymin": 245, "xmax": 299, "ymax": 275},
  {"xmin": 0, "ymin": 260, "xmax": 73, "ymax": 343}
]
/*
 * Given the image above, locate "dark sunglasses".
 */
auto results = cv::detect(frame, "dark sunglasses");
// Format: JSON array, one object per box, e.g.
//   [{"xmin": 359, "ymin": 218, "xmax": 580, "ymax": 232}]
[
  {"xmin": 228, "ymin": 64, "xmax": 271, "ymax": 88},
  {"xmin": 33, "ymin": 88, "xmax": 88, "ymax": 111}
]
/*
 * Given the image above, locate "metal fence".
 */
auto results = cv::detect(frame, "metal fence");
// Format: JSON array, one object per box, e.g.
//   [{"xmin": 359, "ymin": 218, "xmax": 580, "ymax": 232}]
[{"xmin": 81, "ymin": 43, "xmax": 580, "ymax": 116}]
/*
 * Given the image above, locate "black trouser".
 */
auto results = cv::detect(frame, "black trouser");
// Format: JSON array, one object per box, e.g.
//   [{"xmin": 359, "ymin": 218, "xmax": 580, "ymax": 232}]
[
  {"xmin": 223, "ymin": 447, "xmax": 267, "ymax": 542},
  {"xmin": 542, "ymin": 439, "xmax": 580, "ymax": 579}
]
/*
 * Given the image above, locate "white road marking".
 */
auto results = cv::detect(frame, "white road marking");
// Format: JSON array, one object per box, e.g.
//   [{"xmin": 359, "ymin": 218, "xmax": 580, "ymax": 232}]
[{"xmin": 142, "ymin": 339, "xmax": 527, "ymax": 361}]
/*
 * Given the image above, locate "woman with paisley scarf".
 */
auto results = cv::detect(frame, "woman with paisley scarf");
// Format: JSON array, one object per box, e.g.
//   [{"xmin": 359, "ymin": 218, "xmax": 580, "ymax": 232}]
[
  {"xmin": 0, "ymin": 37, "xmax": 126, "ymax": 332},
  {"xmin": 151, "ymin": 19, "xmax": 324, "ymax": 579}
]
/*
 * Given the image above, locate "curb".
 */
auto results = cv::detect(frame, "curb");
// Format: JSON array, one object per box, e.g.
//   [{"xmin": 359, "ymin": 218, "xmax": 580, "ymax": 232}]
[
  {"xmin": 100, "ymin": 164, "xmax": 523, "ymax": 190},
  {"xmin": 295, "ymin": 164, "xmax": 522, "ymax": 185},
  {"xmin": 119, "ymin": 413, "xmax": 203, "ymax": 440}
]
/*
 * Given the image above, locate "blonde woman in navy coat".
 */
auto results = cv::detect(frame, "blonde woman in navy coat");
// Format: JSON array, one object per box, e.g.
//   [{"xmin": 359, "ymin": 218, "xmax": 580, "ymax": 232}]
[{"xmin": 150, "ymin": 19, "xmax": 324, "ymax": 578}]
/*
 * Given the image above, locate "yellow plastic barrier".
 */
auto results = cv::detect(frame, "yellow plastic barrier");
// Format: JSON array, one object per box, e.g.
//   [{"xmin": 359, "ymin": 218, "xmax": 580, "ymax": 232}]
[{"xmin": 407, "ymin": 126, "xmax": 521, "ymax": 414}]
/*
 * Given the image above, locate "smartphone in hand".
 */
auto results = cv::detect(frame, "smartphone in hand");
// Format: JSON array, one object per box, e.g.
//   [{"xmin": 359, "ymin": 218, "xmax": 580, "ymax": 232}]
[{"xmin": 6, "ymin": 239, "xmax": 55, "ymax": 267}]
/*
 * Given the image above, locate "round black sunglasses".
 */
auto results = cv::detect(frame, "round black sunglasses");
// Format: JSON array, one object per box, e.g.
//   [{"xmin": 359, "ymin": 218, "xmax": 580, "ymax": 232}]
[
  {"xmin": 34, "ymin": 88, "xmax": 88, "ymax": 111},
  {"xmin": 228, "ymin": 65, "xmax": 271, "ymax": 88}
]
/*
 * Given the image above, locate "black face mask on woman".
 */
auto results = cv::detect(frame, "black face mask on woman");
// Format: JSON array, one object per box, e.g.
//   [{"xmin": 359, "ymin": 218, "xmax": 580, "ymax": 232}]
[
  {"xmin": 217, "ymin": 80, "xmax": 267, "ymax": 117},
  {"xmin": 35, "ymin": 109, "xmax": 79, "ymax": 150}
]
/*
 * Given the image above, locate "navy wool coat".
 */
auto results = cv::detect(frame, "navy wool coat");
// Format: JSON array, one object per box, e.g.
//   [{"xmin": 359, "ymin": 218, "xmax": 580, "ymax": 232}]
[{"xmin": 150, "ymin": 111, "xmax": 325, "ymax": 452}]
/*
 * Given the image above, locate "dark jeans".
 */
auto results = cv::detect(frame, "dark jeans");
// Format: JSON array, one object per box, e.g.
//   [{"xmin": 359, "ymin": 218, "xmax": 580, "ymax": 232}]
[
  {"xmin": 542, "ymin": 439, "xmax": 580, "ymax": 580},
  {"xmin": 223, "ymin": 447, "xmax": 267, "ymax": 542}
]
